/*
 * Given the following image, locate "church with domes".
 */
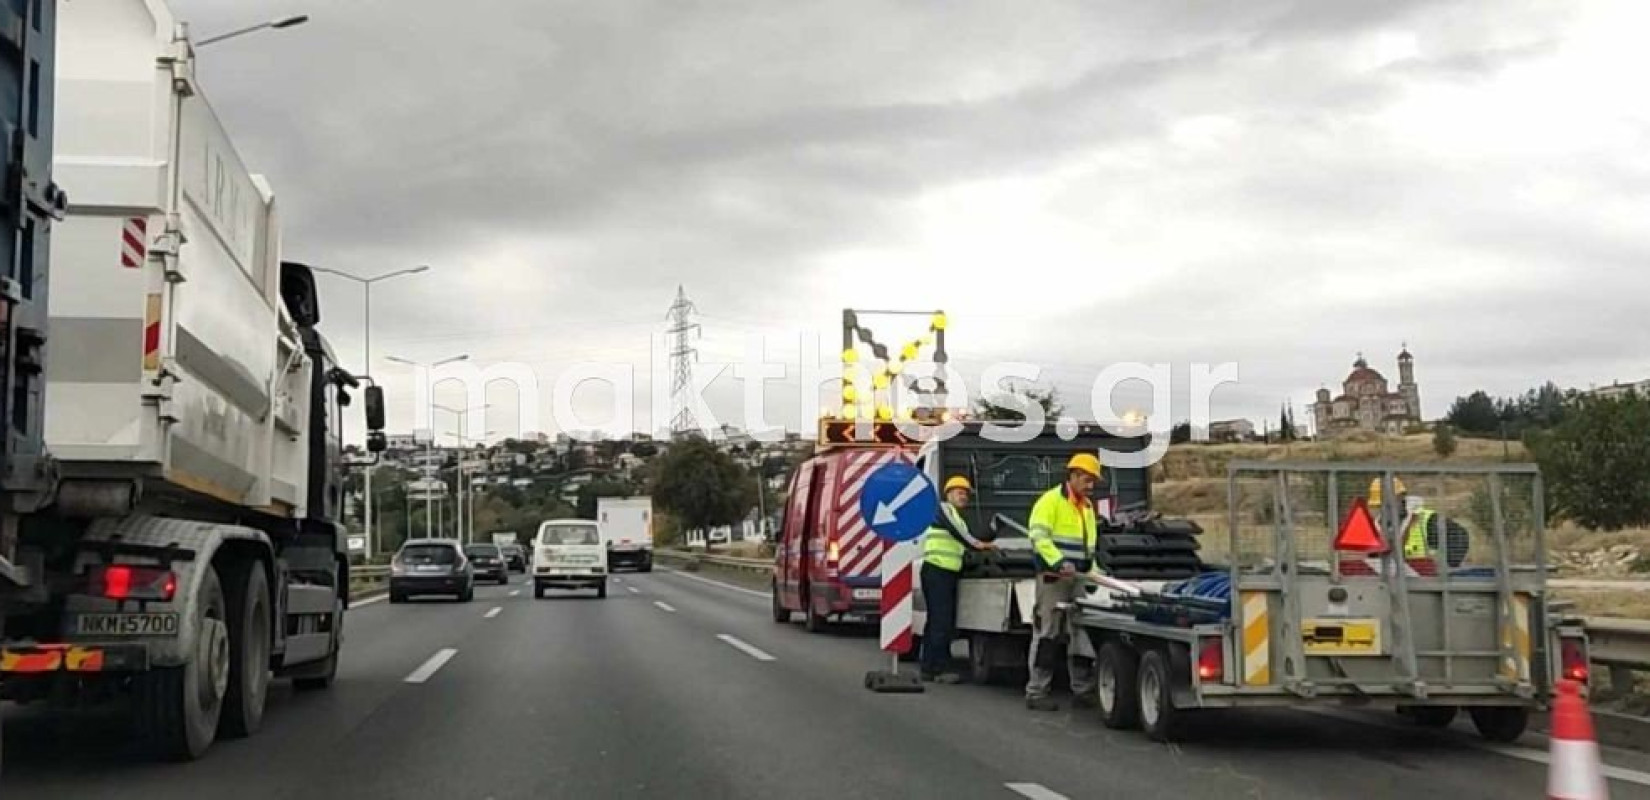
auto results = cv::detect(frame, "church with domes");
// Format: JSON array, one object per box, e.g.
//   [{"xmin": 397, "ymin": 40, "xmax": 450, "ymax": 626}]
[{"xmin": 1310, "ymin": 347, "xmax": 1422, "ymax": 436}]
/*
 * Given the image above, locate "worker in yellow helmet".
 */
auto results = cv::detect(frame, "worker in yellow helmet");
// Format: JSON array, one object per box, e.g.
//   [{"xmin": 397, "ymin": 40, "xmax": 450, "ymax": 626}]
[
  {"xmin": 1367, "ymin": 476, "xmax": 1440, "ymax": 560},
  {"xmin": 1024, "ymin": 453, "xmax": 1103, "ymax": 711},
  {"xmin": 920, "ymin": 475, "xmax": 994, "ymax": 683}
]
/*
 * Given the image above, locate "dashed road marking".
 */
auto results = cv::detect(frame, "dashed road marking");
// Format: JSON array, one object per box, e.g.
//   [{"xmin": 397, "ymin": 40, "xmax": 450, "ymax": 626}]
[
  {"xmin": 1005, "ymin": 784, "xmax": 1069, "ymax": 800},
  {"xmin": 716, "ymin": 634, "xmax": 776, "ymax": 662},
  {"xmin": 404, "ymin": 648, "xmax": 458, "ymax": 684},
  {"xmin": 508, "ymin": 589, "xmax": 520, "ymax": 597},
  {"xmin": 485, "ymin": 606, "xmax": 502, "ymax": 619},
  {"xmin": 627, "ymin": 586, "xmax": 640, "ymax": 594},
  {"xmin": 654, "ymin": 601, "xmax": 676, "ymax": 613},
  {"xmin": 354, "ymin": 594, "xmax": 387, "ymax": 607}
]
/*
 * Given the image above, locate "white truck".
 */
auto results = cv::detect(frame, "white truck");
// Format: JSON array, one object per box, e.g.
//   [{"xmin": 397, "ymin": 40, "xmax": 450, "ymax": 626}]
[
  {"xmin": 0, "ymin": 0, "xmax": 385, "ymax": 768},
  {"xmin": 597, "ymin": 496, "xmax": 653, "ymax": 572}
]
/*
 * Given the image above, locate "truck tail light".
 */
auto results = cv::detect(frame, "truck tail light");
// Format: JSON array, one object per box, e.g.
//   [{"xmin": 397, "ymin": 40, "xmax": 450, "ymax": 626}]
[
  {"xmin": 1197, "ymin": 637, "xmax": 1224, "ymax": 682},
  {"xmin": 92, "ymin": 565, "xmax": 177, "ymax": 602},
  {"xmin": 1560, "ymin": 636, "xmax": 1589, "ymax": 683}
]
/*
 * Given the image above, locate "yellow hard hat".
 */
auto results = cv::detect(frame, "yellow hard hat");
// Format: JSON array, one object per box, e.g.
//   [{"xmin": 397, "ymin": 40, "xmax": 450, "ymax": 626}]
[
  {"xmin": 1066, "ymin": 453, "xmax": 1102, "ymax": 478},
  {"xmin": 944, "ymin": 475, "xmax": 972, "ymax": 493},
  {"xmin": 1368, "ymin": 477, "xmax": 1407, "ymax": 507}
]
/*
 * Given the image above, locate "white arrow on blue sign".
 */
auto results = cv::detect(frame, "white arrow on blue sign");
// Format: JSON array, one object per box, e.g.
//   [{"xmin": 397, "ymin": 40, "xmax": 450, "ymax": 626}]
[{"xmin": 858, "ymin": 462, "xmax": 939, "ymax": 543}]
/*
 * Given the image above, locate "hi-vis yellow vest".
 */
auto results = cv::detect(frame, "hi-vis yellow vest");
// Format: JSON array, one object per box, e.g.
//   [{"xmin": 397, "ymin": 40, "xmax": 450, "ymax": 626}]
[
  {"xmin": 1028, "ymin": 486, "xmax": 1096, "ymax": 573},
  {"xmin": 923, "ymin": 504, "xmax": 970, "ymax": 572}
]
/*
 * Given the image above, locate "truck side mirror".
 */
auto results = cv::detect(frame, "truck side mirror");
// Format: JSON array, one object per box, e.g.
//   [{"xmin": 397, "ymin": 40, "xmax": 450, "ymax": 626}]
[
  {"xmin": 279, "ymin": 261, "xmax": 322, "ymax": 327},
  {"xmin": 365, "ymin": 385, "xmax": 386, "ymax": 431},
  {"xmin": 367, "ymin": 431, "xmax": 387, "ymax": 453}
]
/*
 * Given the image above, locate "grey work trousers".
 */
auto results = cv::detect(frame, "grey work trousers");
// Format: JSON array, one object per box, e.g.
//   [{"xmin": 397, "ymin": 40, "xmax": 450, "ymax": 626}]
[{"xmin": 1025, "ymin": 574, "xmax": 1095, "ymax": 699}]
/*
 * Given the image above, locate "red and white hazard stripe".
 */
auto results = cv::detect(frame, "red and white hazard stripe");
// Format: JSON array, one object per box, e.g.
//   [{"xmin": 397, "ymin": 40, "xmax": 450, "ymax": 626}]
[
  {"xmin": 879, "ymin": 540, "xmax": 919, "ymax": 654},
  {"xmin": 121, "ymin": 217, "xmax": 148, "ymax": 269},
  {"xmin": 835, "ymin": 449, "xmax": 908, "ymax": 578}
]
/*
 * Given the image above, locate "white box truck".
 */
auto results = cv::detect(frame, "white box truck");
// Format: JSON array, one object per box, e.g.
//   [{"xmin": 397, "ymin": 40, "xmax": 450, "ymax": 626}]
[
  {"xmin": 0, "ymin": 0, "xmax": 386, "ymax": 768},
  {"xmin": 597, "ymin": 496, "xmax": 653, "ymax": 572}
]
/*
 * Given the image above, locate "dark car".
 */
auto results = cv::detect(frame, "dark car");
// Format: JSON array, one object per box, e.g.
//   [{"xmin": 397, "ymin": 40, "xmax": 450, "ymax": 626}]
[
  {"xmin": 390, "ymin": 539, "xmax": 475, "ymax": 603},
  {"xmin": 465, "ymin": 543, "xmax": 510, "ymax": 585},
  {"xmin": 501, "ymin": 544, "xmax": 527, "ymax": 572}
]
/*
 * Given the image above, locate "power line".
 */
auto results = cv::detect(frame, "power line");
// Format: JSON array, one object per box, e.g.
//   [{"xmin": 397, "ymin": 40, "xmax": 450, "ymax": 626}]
[{"xmin": 666, "ymin": 285, "xmax": 701, "ymax": 436}]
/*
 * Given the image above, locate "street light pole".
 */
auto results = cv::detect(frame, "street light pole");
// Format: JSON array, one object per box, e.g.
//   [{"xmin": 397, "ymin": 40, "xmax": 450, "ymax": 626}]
[
  {"xmin": 387, "ymin": 351, "xmax": 466, "ymax": 541},
  {"xmin": 195, "ymin": 14, "xmax": 311, "ymax": 48},
  {"xmin": 433, "ymin": 403, "xmax": 490, "ymax": 543},
  {"xmin": 312, "ymin": 265, "xmax": 430, "ymax": 558}
]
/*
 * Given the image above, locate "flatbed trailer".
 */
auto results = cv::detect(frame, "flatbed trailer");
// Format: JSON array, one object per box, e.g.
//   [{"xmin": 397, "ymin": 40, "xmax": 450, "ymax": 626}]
[{"xmin": 1074, "ymin": 462, "xmax": 1590, "ymax": 742}]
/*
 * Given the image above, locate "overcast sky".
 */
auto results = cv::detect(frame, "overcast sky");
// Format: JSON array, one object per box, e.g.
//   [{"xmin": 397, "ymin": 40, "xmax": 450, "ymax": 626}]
[{"xmin": 170, "ymin": 0, "xmax": 1650, "ymax": 442}]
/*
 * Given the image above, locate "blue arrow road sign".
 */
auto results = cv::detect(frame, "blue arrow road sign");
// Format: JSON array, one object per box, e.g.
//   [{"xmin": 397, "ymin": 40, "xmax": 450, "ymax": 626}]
[{"xmin": 859, "ymin": 462, "xmax": 938, "ymax": 543}]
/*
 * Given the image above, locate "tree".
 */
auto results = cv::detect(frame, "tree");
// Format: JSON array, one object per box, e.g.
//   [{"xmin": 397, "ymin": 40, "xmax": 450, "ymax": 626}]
[
  {"xmin": 649, "ymin": 438, "xmax": 756, "ymax": 545},
  {"xmin": 1432, "ymin": 423, "xmax": 1457, "ymax": 458},
  {"xmin": 973, "ymin": 382, "xmax": 1063, "ymax": 422},
  {"xmin": 1170, "ymin": 421, "xmax": 1193, "ymax": 444},
  {"xmin": 631, "ymin": 441, "xmax": 659, "ymax": 459},
  {"xmin": 1447, "ymin": 391, "xmax": 1502, "ymax": 435},
  {"xmin": 1279, "ymin": 404, "xmax": 1297, "ymax": 442},
  {"xmin": 1526, "ymin": 394, "xmax": 1650, "ymax": 530}
]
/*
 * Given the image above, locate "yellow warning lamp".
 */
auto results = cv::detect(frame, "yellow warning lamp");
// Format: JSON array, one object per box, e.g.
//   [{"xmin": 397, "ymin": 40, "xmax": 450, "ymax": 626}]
[
  {"xmin": 872, "ymin": 373, "xmax": 890, "ymax": 390},
  {"xmin": 860, "ymin": 401, "xmax": 876, "ymax": 419},
  {"xmin": 843, "ymin": 384, "xmax": 858, "ymax": 403},
  {"xmin": 841, "ymin": 403, "xmax": 857, "ymax": 419},
  {"xmin": 876, "ymin": 405, "xmax": 894, "ymax": 421},
  {"xmin": 901, "ymin": 342, "xmax": 919, "ymax": 361},
  {"xmin": 841, "ymin": 349, "xmax": 859, "ymax": 365},
  {"xmin": 887, "ymin": 360, "xmax": 903, "ymax": 376},
  {"xmin": 931, "ymin": 312, "xmax": 947, "ymax": 331}
]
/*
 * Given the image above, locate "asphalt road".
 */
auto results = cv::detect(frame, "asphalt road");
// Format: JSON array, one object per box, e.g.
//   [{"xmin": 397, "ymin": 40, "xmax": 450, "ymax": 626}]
[{"xmin": 6, "ymin": 569, "xmax": 1650, "ymax": 799}]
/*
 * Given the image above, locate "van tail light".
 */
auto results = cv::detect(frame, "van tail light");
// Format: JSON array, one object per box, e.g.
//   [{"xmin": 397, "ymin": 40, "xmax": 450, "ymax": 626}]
[
  {"xmin": 827, "ymin": 540, "xmax": 840, "ymax": 564},
  {"xmin": 1560, "ymin": 636, "xmax": 1589, "ymax": 684},
  {"xmin": 1197, "ymin": 637, "xmax": 1224, "ymax": 682},
  {"xmin": 91, "ymin": 565, "xmax": 177, "ymax": 602}
]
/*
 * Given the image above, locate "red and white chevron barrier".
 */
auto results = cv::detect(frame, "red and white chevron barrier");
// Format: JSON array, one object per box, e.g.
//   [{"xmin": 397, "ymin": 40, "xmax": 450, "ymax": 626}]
[
  {"xmin": 1549, "ymin": 679, "xmax": 1608, "ymax": 800},
  {"xmin": 879, "ymin": 540, "xmax": 919, "ymax": 654}
]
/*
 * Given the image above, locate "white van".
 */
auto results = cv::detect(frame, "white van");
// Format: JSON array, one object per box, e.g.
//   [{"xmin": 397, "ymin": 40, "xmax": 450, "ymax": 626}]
[{"xmin": 533, "ymin": 519, "xmax": 609, "ymax": 599}]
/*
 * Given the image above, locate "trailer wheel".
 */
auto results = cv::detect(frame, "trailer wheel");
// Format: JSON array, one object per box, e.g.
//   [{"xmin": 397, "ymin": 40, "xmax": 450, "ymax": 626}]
[
  {"xmin": 136, "ymin": 565, "xmax": 227, "ymax": 760},
  {"xmin": 219, "ymin": 561, "xmax": 272, "ymax": 739},
  {"xmin": 293, "ymin": 594, "xmax": 343, "ymax": 692},
  {"xmin": 1469, "ymin": 706, "xmax": 1529, "ymax": 743},
  {"xmin": 1097, "ymin": 642, "xmax": 1141, "ymax": 730},
  {"xmin": 771, "ymin": 582, "xmax": 791, "ymax": 623},
  {"xmin": 1402, "ymin": 706, "xmax": 1457, "ymax": 728},
  {"xmin": 1137, "ymin": 649, "xmax": 1182, "ymax": 743}
]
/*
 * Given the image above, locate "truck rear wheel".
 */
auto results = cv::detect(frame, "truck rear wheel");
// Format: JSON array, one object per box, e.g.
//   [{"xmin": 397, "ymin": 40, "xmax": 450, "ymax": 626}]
[
  {"xmin": 219, "ymin": 561, "xmax": 272, "ymax": 739},
  {"xmin": 1469, "ymin": 706, "xmax": 1529, "ymax": 743},
  {"xmin": 1097, "ymin": 641, "xmax": 1141, "ymax": 730},
  {"xmin": 136, "ymin": 565, "xmax": 227, "ymax": 760},
  {"xmin": 597, "ymin": 583, "xmax": 608, "ymax": 599},
  {"xmin": 1137, "ymin": 649, "xmax": 1182, "ymax": 743},
  {"xmin": 1402, "ymin": 706, "xmax": 1457, "ymax": 728}
]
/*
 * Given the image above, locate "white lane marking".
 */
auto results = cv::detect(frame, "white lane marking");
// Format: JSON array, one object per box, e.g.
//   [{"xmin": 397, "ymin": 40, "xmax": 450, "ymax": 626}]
[
  {"xmin": 404, "ymin": 648, "xmax": 458, "ymax": 684},
  {"xmin": 485, "ymin": 606, "xmax": 502, "ymax": 619},
  {"xmin": 670, "ymin": 570, "xmax": 768, "ymax": 599},
  {"xmin": 353, "ymin": 594, "xmax": 387, "ymax": 607},
  {"xmin": 508, "ymin": 589, "xmax": 520, "ymax": 597},
  {"xmin": 716, "ymin": 634, "xmax": 776, "ymax": 662},
  {"xmin": 1477, "ymin": 742, "xmax": 1650, "ymax": 786},
  {"xmin": 626, "ymin": 586, "xmax": 640, "ymax": 594},
  {"xmin": 1005, "ymin": 784, "xmax": 1070, "ymax": 800},
  {"xmin": 1302, "ymin": 708, "xmax": 1650, "ymax": 787},
  {"xmin": 654, "ymin": 601, "xmax": 677, "ymax": 613}
]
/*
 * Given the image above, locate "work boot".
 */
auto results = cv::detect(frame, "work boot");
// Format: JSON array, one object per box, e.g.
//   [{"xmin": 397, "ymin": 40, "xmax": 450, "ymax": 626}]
[
  {"xmin": 1025, "ymin": 696, "xmax": 1060, "ymax": 712},
  {"xmin": 1072, "ymin": 693, "xmax": 1099, "ymax": 710}
]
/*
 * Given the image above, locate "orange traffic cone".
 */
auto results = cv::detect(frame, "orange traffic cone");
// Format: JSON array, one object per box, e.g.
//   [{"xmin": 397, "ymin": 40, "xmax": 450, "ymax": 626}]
[{"xmin": 1548, "ymin": 679, "xmax": 1608, "ymax": 800}]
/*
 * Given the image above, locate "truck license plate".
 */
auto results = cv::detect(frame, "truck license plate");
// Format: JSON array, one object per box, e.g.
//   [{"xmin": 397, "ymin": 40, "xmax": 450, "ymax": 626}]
[{"xmin": 75, "ymin": 613, "xmax": 180, "ymax": 636}]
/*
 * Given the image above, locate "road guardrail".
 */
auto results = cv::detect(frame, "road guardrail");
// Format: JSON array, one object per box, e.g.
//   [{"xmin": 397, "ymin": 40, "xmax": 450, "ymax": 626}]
[
  {"xmin": 351, "ymin": 565, "xmax": 390, "ymax": 600},
  {"xmin": 655, "ymin": 549, "xmax": 769, "ymax": 575},
  {"xmin": 1585, "ymin": 616, "xmax": 1650, "ymax": 695}
]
